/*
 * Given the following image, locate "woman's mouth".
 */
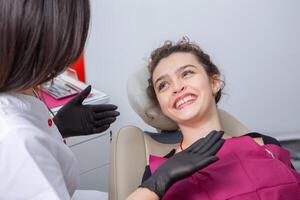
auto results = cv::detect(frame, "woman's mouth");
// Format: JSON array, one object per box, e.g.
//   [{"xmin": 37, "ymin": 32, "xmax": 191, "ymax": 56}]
[{"xmin": 174, "ymin": 94, "xmax": 197, "ymax": 110}]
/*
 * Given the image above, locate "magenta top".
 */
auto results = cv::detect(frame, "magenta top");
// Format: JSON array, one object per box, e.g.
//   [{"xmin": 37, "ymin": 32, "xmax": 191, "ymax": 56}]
[{"xmin": 149, "ymin": 136, "xmax": 300, "ymax": 200}]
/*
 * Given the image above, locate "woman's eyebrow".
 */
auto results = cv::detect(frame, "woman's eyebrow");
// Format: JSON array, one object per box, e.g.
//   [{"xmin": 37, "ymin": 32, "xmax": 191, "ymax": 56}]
[
  {"xmin": 176, "ymin": 64, "xmax": 197, "ymax": 72},
  {"xmin": 154, "ymin": 64, "xmax": 197, "ymax": 86}
]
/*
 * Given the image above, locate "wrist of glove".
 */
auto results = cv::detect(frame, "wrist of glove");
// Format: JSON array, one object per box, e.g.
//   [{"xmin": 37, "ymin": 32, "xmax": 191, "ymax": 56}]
[
  {"xmin": 139, "ymin": 169, "xmax": 172, "ymax": 198},
  {"xmin": 53, "ymin": 85, "xmax": 119, "ymax": 138},
  {"xmin": 140, "ymin": 130, "xmax": 224, "ymax": 198}
]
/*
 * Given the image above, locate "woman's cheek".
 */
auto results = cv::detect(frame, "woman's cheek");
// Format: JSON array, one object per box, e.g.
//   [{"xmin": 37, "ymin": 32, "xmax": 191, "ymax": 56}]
[
  {"xmin": 157, "ymin": 95, "xmax": 170, "ymax": 115},
  {"xmin": 157, "ymin": 95, "xmax": 165, "ymax": 108}
]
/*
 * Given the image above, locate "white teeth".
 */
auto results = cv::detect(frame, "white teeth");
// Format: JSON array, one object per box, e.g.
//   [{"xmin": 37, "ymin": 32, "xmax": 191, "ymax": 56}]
[{"xmin": 175, "ymin": 95, "xmax": 196, "ymax": 109}]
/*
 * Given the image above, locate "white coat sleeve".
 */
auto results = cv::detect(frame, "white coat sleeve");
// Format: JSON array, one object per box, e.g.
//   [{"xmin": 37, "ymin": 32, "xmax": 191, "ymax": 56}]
[{"xmin": 0, "ymin": 128, "xmax": 72, "ymax": 200}]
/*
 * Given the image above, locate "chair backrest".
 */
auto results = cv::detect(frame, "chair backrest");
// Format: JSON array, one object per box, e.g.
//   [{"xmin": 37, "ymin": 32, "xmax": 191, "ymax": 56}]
[{"xmin": 109, "ymin": 66, "xmax": 249, "ymax": 200}]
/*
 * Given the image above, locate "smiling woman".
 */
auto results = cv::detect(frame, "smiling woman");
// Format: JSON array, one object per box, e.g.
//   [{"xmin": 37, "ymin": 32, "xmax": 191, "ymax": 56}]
[
  {"xmin": 138, "ymin": 38, "xmax": 300, "ymax": 200},
  {"xmin": 147, "ymin": 38, "xmax": 223, "ymax": 107},
  {"xmin": 147, "ymin": 38, "xmax": 226, "ymax": 144},
  {"xmin": 152, "ymin": 52, "xmax": 222, "ymax": 128}
]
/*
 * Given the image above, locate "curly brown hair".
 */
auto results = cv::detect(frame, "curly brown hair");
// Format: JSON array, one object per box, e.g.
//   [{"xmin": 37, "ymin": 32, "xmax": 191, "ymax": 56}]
[{"xmin": 147, "ymin": 37, "xmax": 224, "ymax": 105}]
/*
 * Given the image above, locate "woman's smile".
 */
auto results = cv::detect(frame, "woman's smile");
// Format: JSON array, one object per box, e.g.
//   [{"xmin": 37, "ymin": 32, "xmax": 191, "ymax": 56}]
[{"xmin": 173, "ymin": 93, "xmax": 197, "ymax": 110}]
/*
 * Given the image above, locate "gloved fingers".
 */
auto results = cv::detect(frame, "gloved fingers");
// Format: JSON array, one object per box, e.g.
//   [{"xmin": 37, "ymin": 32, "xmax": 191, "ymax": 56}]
[
  {"xmin": 187, "ymin": 130, "xmax": 218, "ymax": 153},
  {"xmin": 92, "ymin": 124, "xmax": 110, "ymax": 133},
  {"xmin": 196, "ymin": 131, "xmax": 224, "ymax": 153},
  {"xmin": 194, "ymin": 156, "xmax": 219, "ymax": 169},
  {"xmin": 184, "ymin": 137, "xmax": 206, "ymax": 153},
  {"xmin": 93, "ymin": 117, "xmax": 116, "ymax": 127},
  {"xmin": 200, "ymin": 139, "xmax": 224, "ymax": 157},
  {"xmin": 89, "ymin": 104, "xmax": 118, "ymax": 112},
  {"xmin": 94, "ymin": 111, "xmax": 120, "ymax": 120},
  {"xmin": 70, "ymin": 85, "xmax": 92, "ymax": 104}
]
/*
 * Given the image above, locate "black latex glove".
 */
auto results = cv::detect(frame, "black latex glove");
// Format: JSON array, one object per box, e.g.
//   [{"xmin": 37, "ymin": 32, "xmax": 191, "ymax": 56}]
[
  {"xmin": 53, "ymin": 85, "xmax": 120, "ymax": 138},
  {"xmin": 140, "ymin": 130, "xmax": 224, "ymax": 198}
]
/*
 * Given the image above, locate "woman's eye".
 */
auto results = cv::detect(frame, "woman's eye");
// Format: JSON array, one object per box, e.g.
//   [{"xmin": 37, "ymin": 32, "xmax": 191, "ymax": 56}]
[
  {"xmin": 158, "ymin": 82, "xmax": 169, "ymax": 91},
  {"xmin": 182, "ymin": 70, "xmax": 194, "ymax": 77}
]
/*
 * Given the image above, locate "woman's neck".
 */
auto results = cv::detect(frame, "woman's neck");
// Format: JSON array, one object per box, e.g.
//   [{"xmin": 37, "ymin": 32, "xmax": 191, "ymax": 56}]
[
  {"xmin": 178, "ymin": 108, "xmax": 230, "ymax": 151},
  {"xmin": 20, "ymin": 88, "xmax": 34, "ymax": 96}
]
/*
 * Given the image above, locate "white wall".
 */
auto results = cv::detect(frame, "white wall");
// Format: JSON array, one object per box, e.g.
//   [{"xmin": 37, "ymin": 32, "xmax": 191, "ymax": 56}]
[{"xmin": 85, "ymin": 0, "xmax": 300, "ymax": 140}]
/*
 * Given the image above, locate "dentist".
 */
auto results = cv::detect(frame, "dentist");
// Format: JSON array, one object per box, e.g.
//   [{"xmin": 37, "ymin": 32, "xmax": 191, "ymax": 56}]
[{"xmin": 0, "ymin": 0, "xmax": 118, "ymax": 199}]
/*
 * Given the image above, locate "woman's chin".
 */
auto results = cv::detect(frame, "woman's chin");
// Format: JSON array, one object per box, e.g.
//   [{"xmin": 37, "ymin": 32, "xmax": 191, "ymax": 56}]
[{"xmin": 170, "ymin": 111, "xmax": 200, "ymax": 124}]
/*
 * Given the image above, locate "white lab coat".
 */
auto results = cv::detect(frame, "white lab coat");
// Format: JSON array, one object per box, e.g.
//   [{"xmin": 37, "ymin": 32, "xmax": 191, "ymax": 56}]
[{"xmin": 0, "ymin": 93, "xmax": 107, "ymax": 200}]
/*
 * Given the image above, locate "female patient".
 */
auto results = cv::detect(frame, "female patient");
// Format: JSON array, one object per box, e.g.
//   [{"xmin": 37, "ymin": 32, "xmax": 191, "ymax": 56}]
[{"xmin": 138, "ymin": 38, "xmax": 300, "ymax": 200}]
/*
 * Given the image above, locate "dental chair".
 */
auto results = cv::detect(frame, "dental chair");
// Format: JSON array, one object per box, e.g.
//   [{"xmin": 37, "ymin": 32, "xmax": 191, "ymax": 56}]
[{"xmin": 109, "ymin": 67, "xmax": 249, "ymax": 200}]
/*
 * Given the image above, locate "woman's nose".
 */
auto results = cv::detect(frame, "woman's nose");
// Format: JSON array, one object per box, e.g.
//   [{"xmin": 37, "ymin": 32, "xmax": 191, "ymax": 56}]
[{"xmin": 173, "ymin": 82, "xmax": 185, "ymax": 94}]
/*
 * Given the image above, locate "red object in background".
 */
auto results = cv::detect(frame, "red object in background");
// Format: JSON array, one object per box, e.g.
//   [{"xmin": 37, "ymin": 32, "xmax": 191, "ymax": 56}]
[{"xmin": 70, "ymin": 53, "xmax": 86, "ymax": 83}]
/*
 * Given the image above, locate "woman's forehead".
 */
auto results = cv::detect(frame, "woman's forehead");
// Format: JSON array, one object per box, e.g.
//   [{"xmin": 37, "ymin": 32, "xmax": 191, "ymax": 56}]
[{"xmin": 152, "ymin": 52, "xmax": 201, "ymax": 80}]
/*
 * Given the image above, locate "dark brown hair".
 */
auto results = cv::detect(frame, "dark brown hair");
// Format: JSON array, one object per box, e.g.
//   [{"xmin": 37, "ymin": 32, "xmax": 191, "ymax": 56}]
[
  {"xmin": 0, "ymin": 0, "xmax": 90, "ymax": 92},
  {"xmin": 147, "ymin": 37, "xmax": 224, "ymax": 105}
]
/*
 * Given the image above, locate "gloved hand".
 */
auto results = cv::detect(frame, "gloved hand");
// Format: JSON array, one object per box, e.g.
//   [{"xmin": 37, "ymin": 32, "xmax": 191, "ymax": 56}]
[
  {"xmin": 53, "ymin": 85, "xmax": 120, "ymax": 138},
  {"xmin": 140, "ymin": 130, "xmax": 224, "ymax": 198}
]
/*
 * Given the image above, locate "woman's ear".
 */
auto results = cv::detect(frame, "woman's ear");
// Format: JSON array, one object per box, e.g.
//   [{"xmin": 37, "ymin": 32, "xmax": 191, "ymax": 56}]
[{"xmin": 210, "ymin": 74, "xmax": 222, "ymax": 96}]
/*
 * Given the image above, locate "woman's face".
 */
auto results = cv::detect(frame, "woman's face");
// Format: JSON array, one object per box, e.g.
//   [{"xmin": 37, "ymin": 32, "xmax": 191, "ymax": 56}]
[{"xmin": 152, "ymin": 52, "xmax": 220, "ymax": 124}]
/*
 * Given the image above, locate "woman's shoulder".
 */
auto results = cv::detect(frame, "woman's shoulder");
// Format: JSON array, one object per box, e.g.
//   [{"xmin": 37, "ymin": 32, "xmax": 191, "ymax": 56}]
[{"xmin": 244, "ymin": 132, "xmax": 281, "ymax": 146}]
